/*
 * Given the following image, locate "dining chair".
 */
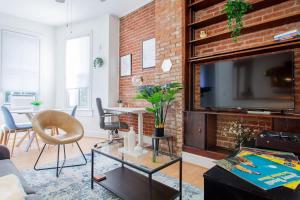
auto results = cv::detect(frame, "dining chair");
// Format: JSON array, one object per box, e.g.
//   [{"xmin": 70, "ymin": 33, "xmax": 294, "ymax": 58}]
[
  {"xmin": 32, "ymin": 110, "xmax": 87, "ymax": 177},
  {"xmin": 1, "ymin": 106, "xmax": 40, "ymax": 156},
  {"xmin": 71, "ymin": 105, "xmax": 78, "ymax": 117}
]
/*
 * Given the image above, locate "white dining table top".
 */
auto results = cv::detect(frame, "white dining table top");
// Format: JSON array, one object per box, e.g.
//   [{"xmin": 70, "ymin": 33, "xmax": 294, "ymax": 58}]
[
  {"xmin": 10, "ymin": 108, "xmax": 63, "ymax": 114},
  {"xmin": 104, "ymin": 107, "xmax": 147, "ymax": 114}
]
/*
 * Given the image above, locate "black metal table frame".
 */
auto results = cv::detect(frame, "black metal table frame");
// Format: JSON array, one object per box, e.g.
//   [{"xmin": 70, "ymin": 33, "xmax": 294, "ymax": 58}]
[{"xmin": 91, "ymin": 147, "xmax": 182, "ymax": 200}]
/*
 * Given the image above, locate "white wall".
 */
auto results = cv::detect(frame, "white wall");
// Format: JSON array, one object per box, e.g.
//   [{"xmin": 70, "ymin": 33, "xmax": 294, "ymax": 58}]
[
  {"xmin": 55, "ymin": 15, "xmax": 120, "ymax": 137},
  {"xmin": 0, "ymin": 13, "xmax": 55, "ymax": 123}
]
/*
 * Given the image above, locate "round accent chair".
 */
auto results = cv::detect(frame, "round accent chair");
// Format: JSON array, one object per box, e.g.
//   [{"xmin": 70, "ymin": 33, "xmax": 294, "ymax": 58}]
[{"xmin": 32, "ymin": 110, "xmax": 87, "ymax": 177}]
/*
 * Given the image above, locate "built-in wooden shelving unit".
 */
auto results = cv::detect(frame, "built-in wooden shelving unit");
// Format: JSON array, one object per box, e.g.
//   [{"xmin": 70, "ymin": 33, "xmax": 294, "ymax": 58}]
[{"xmin": 184, "ymin": 0, "xmax": 300, "ymax": 159}]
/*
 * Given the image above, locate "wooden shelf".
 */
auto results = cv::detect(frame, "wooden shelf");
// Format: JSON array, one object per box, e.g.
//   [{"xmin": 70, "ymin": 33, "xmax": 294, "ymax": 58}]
[
  {"xmin": 183, "ymin": 145, "xmax": 231, "ymax": 160},
  {"xmin": 188, "ymin": 0, "xmax": 289, "ymax": 29},
  {"xmin": 190, "ymin": 12, "xmax": 300, "ymax": 46},
  {"xmin": 96, "ymin": 167, "xmax": 179, "ymax": 200},
  {"xmin": 189, "ymin": 38, "xmax": 300, "ymax": 63},
  {"xmin": 191, "ymin": 110, "xmax": 300, "ymax": 120},
  {"xmin": 188, "ymin": 0, "xmax": 224, "ymax": 11}
]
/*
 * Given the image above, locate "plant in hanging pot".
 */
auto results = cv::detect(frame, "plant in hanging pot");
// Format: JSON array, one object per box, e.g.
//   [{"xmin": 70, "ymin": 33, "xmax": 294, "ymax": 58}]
[
  {"xmin": 224, "ymin": 0, "xmax": 251, "ymax": 42},
  {"xmin": 135, "ymin": 82, "xmax": 182, "ymax": 137},
  {"xmin": 93, "ymin": 57, "xmax": 104, "ymax": 69}
]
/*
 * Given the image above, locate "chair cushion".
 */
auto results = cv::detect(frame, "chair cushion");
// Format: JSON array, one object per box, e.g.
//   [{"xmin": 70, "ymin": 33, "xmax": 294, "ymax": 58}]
[
  {"xmin": 0, "ymin": 174, "xmax": 27, "ymax": 200},
  {"xmin": 16, "ymin": 123, "xmax": 32, "ymax": 130},
  {"xmin": 0, "ymin": 160, "xmax": 35, "ymax": 194}
]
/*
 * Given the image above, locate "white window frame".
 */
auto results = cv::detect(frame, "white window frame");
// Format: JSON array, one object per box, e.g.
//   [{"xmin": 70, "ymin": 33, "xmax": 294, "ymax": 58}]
[
  {"xmin": 65, "ymin": 32, "xmax": 93, "ymax": 110},
  {"xmin": 0, "ymin": 29, "xmax": 40, "ymax": 106}
]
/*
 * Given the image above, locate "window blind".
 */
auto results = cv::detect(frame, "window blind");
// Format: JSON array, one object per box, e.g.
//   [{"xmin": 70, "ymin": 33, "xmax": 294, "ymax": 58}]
[{"xmin": 1, "ymin": 30, "xmax": 40, "ymax": 92}]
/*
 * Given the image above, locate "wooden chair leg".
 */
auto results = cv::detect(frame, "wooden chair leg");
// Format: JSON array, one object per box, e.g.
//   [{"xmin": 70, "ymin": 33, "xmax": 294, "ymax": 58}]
[
  {"xmin": 11, "ymin": 131, "xmax": 17, "ymax": 157},
  {"xmin": 5, "ymin": 130, "xmax": 11, "ymax": 145},
  {"xmin": 16, "ymin": 131, "xmax": 29, "ymax": 147},
  {"xmin": 0, "ymin": 128, "xmax": 4, "ymax": 145},
  {"xmin": 35, "ymin": 134, "xmax": 40, "ymax": 151}
]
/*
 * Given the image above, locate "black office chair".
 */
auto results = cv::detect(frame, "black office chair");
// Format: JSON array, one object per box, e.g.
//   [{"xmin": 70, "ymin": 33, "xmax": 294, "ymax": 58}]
[{"xmin": 96, "ymin": 98, "xmax": 128, "ymax": 142}]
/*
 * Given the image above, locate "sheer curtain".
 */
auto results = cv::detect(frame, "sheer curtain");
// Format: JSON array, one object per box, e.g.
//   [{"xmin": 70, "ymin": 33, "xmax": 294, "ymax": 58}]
[
  {"xmin": 1, "ymin": 30, "xmax": 40, "ymax": 93},
  {"xmin": 65, "ymin": 36, "xmax": 91, "ymax": 107}
]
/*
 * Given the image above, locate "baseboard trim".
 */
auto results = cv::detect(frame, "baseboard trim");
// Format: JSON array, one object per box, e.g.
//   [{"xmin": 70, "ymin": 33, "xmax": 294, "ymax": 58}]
[{"xmin": 182, "ymin": 151, "xmax": 216, "ymax": 169}]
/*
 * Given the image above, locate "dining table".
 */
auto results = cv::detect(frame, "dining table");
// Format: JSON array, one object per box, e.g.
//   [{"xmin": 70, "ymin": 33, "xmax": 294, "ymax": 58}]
[
  {"xmin": 104, "ymin": 107, "xmax": 147, "ymax": 152},
  {"xmin": 10, "ymin": 108, "xmax": 62, "ymax": 152}
]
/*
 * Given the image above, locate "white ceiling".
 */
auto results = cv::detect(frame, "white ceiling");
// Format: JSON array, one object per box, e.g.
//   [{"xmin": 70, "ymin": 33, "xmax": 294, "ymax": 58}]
[{"xmin": 0, "ymin": 0, "xmax": 153, "ymax": 26}]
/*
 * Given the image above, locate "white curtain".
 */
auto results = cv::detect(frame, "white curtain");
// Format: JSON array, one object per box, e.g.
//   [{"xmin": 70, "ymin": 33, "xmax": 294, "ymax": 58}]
[
  {"xmin": 65, "ymin": 36, "xmax": 90, "ymax": 89},
  {"xmin": 1, "ymin": 30, "xmax": 40, "ymax": 92}
]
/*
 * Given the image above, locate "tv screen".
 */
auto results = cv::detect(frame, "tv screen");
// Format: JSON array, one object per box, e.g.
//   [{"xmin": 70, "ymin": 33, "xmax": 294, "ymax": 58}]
[{"xmin": 199, "ymin": 51, "xmax": 294, "ymax": 110}]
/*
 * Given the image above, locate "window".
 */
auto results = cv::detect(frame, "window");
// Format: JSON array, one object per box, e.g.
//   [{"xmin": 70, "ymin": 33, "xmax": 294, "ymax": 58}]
[
  {"xmin": 65, "ymin": 36, "xmax": 91, "ymax": 108},
  {"xmin": 1, "ymin": 30, "xmax": 40, "ymax": 107}
]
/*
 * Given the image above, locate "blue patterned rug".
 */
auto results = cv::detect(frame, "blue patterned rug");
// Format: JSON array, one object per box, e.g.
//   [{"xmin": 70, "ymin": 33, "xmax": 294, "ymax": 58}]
[{"xmin": 22, "ymin": 154, "xmax": 203, "ymax": 200}]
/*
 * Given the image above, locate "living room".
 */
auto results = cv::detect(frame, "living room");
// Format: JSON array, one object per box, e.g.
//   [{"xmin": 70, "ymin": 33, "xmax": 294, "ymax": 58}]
[{"xmin": 0, "ymin": 0, "xmax": 300, "ymax": 199}]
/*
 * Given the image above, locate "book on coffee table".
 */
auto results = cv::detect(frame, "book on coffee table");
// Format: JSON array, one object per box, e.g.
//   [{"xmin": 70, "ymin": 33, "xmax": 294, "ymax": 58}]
[{"xmin": 216, "ymin": 148, "xmax": 300, "ymax": 190}]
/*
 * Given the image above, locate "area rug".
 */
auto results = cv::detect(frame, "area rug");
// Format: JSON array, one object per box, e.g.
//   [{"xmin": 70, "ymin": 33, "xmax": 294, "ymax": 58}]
[{"xmin": 22, "ymin": 154, "xmax": 204, "ymax": 200}]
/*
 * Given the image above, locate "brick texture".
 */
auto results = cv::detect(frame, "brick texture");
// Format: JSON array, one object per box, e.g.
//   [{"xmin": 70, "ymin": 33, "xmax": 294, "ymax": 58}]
[
  {"xmin": 119, "ymin": 0, "xmax": 185, "ymax": 153},
  {"xmin": 119, "ymin": 2, "xmax": 156, "ymax": 136}
]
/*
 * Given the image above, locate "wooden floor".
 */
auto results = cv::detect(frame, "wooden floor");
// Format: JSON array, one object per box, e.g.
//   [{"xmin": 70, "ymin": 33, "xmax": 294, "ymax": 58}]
[{"xmin": 8, "ymin": 135, "xmax": 206, "ymax": 189}]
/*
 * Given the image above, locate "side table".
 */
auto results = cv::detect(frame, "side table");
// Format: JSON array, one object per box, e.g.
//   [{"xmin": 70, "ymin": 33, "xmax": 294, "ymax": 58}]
[{"xmin": 151, "ymin": 134, "xmax": 174, "ymax": 158}]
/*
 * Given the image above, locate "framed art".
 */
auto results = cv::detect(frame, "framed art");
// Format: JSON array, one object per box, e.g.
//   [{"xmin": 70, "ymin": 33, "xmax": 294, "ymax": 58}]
[
  {"xmin": 120, "ymin": 54, "xmax": 132, "ymax": 76},
  {"xmin": 142, "ymin": 38, "xmax": 155, "ymax": 69}
]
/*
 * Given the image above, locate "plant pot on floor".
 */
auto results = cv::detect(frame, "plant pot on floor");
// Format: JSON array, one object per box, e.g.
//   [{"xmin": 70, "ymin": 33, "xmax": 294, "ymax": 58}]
[{"xmin": 155, "ymin": 128, "xmax": 164, "ymax": 137}]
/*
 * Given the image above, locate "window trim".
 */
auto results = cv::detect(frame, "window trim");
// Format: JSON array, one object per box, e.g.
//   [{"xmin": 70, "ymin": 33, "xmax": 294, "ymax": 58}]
[{"xmin": 64, "ymin": 32, "xmax": 93, "ymax": 110}]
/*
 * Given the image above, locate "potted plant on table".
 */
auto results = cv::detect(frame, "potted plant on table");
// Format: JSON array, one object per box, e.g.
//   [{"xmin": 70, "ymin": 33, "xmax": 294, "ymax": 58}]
[
  {"xmin": 135, "ymin": 82, "xmax": 182, "ymax": 137},
  {"xmin": 31, "ymin": 100, "xmax": 42, "ymax": 110}
]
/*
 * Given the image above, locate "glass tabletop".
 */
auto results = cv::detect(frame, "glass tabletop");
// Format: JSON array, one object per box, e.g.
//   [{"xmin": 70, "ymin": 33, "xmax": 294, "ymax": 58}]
[{"xmin": 93, "ymin": 142, "xmax": 181, "ymax": 174}]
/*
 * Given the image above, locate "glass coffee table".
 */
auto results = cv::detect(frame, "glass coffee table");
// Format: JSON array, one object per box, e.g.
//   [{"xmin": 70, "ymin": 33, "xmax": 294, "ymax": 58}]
[{"xmin": 91, "ymin": 142, "xmax": 182, "ymax": 200}]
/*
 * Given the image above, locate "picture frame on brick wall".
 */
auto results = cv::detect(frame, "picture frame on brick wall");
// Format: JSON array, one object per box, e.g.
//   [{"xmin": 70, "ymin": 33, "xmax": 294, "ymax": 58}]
[
  {"xmin": 120, "ymin": 54, "xmax": 132, "ymax": 77},
  {"xmin": 142, "ymin": 38, "xmax": 155, "ymax": 69}
]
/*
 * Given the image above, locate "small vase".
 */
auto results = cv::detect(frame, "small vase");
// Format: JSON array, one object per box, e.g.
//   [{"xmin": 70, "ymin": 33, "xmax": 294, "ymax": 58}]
[
  {"xmin": 154, "ymin": 128, "xmax": 164, "ymax": 137},
  {"xmin": 32, "ymin": 106, "xmax": 40, "ymax": 111},
  {"xmin": 128, "ymin": 127, "xmax": 136, "ymax": 153}
]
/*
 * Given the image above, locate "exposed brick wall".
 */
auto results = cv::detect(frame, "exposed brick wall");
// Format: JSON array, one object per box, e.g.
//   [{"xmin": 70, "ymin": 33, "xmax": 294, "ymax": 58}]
[
  {"xmin": 154, "ymin": 0, "xmax": 185, "ymax": 153},
  {"xmin": 119, "ymin": 0, "xmax": 185, "ymax": 153},
  {"xmin": 216, "ymin": 116, "xmax": 272, "ymax": 149},
  {"xmin": 191, "ymin": 0, "xmax": 300, "ymax": 149},
  {"xmin": 119, "ymin": 2, "xmax": 156, "ymax": 136}
]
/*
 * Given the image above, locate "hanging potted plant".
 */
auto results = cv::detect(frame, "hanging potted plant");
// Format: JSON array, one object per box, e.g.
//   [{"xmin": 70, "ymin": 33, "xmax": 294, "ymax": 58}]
[
  {"xmin": 93, "ymin": 57, "xmax": 104, "ymax": 69},
  {"xmin": 135, "ymin": 82, "xmax": 182, "ymax": 137},
  {"xmin": 224, "ymin": 0, "xmax": 251, "ymax": 42}
]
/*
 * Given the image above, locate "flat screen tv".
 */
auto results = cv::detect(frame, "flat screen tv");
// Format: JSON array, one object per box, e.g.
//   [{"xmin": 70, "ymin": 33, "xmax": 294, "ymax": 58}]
[{"xmin": 199, "ymin": 51, "xmax": 294, "ymax": 111}]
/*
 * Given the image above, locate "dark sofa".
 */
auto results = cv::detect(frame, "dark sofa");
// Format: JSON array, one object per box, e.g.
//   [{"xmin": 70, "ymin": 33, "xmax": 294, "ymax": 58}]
[{"xmin": 0, "ymin": 145, "xmax": 39, "ymax": 200}]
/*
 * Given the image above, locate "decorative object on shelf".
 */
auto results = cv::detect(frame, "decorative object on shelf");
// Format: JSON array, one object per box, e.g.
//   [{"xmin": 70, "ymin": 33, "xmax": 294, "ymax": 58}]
[
  {"xmin": 142, "ymin": 38, "xmax": 156, "ymax": 69},
  {"xmin": 120, "ymin": 54, "xmax": 131, "ymax": 77},
  {"xmin": 131, "ymin": 75, "xmax": 143, "ymax": 87},
  {"xmin": 93, "ymin": 57, "xmax": 104, "ymax": 69},
  {"xmin": 31, "ymin": 100, "xmax": 42, "ymax": 110},
  {"xmin": 199, "ymin": 30, "xmax": 207, "ymax": 39},
  {"xmin": 127, "ymin": 127, "xmax": 136, "ymax": 153},
  {"xmin": 117, "ymin": 99, "xmax": 123, "ymax": 107},
  {"xmin": 161, "ymin": 59, "xmax": 172, "ymax": 72},
  {"xmin": 223, "ymin": 121, "xmax": 258, "ymax": 149},
  {"xmin": 135, "ymin": 82, "xmax": 183, "ymax": 137},
  {"xmin": 274, "ymin": 29, "xmax": 300, "ymax": 41},
  {"xmin": 224, "ymin": 0, "xmax": 252, "ymax": 42}
]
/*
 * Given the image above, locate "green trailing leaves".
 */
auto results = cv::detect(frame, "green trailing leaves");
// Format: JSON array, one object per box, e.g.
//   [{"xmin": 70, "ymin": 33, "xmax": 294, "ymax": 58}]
[
  {"xmin": 135, "ymin": 82, "xmax": 183, "ymax": 128},
  {"xmin": 224, "ymin": 0, "xmax": 251, "ymax": 42}
]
